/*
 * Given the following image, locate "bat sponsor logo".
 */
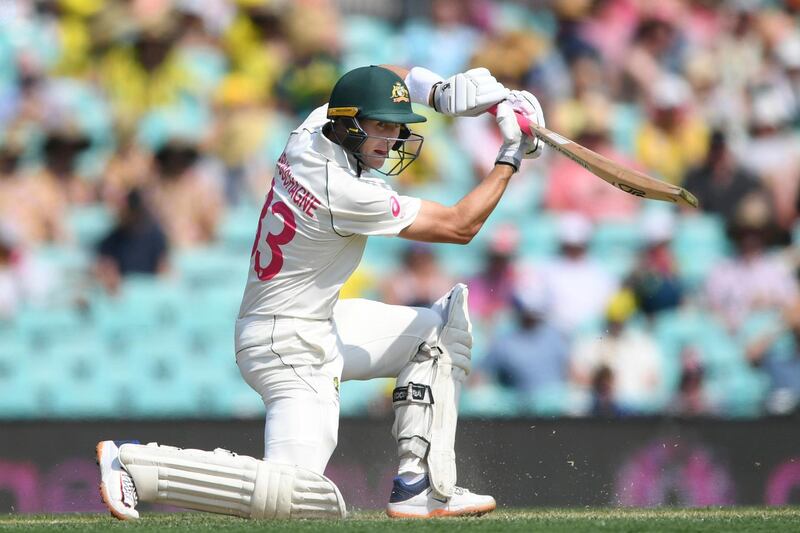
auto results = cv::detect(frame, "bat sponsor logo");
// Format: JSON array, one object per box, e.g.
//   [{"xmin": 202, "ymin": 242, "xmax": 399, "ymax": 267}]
[{"xmin": 615, "ymin": 183, "xmax": 647, "ymax": 198}]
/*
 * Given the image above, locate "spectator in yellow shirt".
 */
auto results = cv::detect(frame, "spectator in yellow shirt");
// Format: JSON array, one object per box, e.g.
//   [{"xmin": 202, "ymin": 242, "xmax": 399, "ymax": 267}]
[{"xmin": 635, "ymin": 74, "xmax": 709, "ymax": 185}]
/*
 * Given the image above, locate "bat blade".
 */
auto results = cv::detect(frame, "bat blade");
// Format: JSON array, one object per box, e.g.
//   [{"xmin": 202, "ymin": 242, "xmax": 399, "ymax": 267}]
[{"xmin": 489, "ymin": 106, "xmax": 699, "ymax": 208}]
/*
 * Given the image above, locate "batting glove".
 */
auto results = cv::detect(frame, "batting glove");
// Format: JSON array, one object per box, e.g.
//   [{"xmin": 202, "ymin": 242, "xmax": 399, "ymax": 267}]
[
  {"xmin": 506, "ymin": 89, "xmax": 545, "ymax": 159},
  {"xmin": 432, "ymin": 68, "xmax": 509, "ymax": 117},
  {"xmin": 494, "ymin": 101, "xmax": 524, "ymax": 172}
]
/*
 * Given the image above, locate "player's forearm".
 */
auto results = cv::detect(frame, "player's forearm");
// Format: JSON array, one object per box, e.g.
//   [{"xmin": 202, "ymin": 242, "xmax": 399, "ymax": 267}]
[{"xmin": 451, "ymin": 163, "xmax": 515, "ymax": 238}]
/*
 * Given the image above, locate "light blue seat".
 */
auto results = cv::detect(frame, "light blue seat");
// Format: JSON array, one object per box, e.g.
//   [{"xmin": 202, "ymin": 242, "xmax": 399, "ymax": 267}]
[
  {"xmin": 16, "ymin": 306, "xmax": 89, "ymax": 354},
  {"xmin": 361, "ymin": 237, "xmax": 405, "ymax": 275},
  {"xmin": 410, "ymin": 181, "xmax": 466, "ymax": 208},
  {"xmin": 192, "ymin": 378, "xmax": 257, "ymax": 418},
  {"xmin": 0, "ymin": 339, "xmax": 36, "ymax": 417},
  {"xmin": 28, "ymin": 337, "xmax": 121, "ymax": 418},
  {"xmin": 672, "ymin": 214, "xmax": 729, "ymax": 288},
  {"xmin": 341, "ymin": 16, "xmax": 395, "ymax": 71},
  {"xmin": 136, "ymin": 101, "xmax": 211, "ymax": 152},
  {"xmin": 710, "ymin": 367, "xmax": 769, "ymax": 418},
  {"xmin": 186, "ymin": 284, "xmax": 243, "ymax": 325},
  {"xmin": 653, "ymin": 308, "xmax": 708, "ymax": 387},
  {"xmin": 525, "ymin": 384, "xmax": 570, "ymax": 417},
  {"xmin": 517, "ymin": 213, "xmax": 559, "ymax": 260},
  {"xmin": 737, "ymin": 310, "xmax": 782, "ymax": 346},
  {"xmin": 174, "ymin": 246, "xmax": 250, "ymax": 288},
  {"xmin": 67, "ymin": 204, "xmax": 114, "ymax": 247},
  {"xmin": 32, "ymin": 245, "xmax": 91, "ymax": 289},
  {"xmin": 180, "ymin": 46, "xmax": 227, "ymax": 98},
  {"xmin": 219, "ymin": 206, "xmax": 260, "ymax": 253},
  {"xmin": 791, "ymin": 218, "xmax": 800, "ymax": 246},
  {"xmin": 591, "ymin": 220, "xmax": 642, "ymax": 278},
  {"xmin": 91, "ymin": 277, "xmax": 186, "ymax": 336},
  {"xmin": 33, "ymin": 244, "xmax": 90, "ymax": 268},
  {"xmin": 125, "ymin": 331, "xmax": 245, "ymax": 418},
  {"xmin": 470, "ymin": 317, "xmax": 493, "ymax": 366},
  {"xmin": 696, "ymin": 326, "xmax": 745, "ymax": 380},
  {"xmin": 609, "ymin": 104, "xmax": 643, "ymax": 156},
  {"xmin": 459, "ymin": 383, "xmax": 521, "ymax": 417},
  {"xmin": 131, "ymin": 379, "xmax": 199, "ymax": 417},
  {"xmin": 678, "ymin": 253, "xmax": 724, "ymax": 289},
  {"xmin": 490, "ymin": 174, "xmax": 542, "ymax": 221},
  {"xmin": 339, "ymin": 378, "xmax": 391, "ymax": 416},
  {"xmin": 653, "ymin": 308, "xmax": 745, "ymax": 391},
  {"xmin": 181, "ymin": 320, "xmax": 235, "ymax": 360},
  {"xmin": 126, "ymin": 335, "xmax": 198, "ymax": 417},
  {"xmin": 185, "ymin": 354, "xmax": 246, "ymax": 418},
  {"xmin": 435, "ymin": 242, "xmax": 482, "ymax": 279}
]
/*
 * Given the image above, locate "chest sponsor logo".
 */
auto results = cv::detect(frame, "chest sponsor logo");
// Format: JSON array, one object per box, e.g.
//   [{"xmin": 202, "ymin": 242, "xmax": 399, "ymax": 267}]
[{"xmin": 390, "ymin": 196, "xmax": 401, "ymax": 217}]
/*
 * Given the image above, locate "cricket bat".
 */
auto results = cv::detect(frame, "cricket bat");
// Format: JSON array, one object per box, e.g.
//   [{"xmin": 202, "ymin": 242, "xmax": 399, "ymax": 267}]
[{"xmin": 489, "ymin": 106, "xmax": 699, "ymax": 208}]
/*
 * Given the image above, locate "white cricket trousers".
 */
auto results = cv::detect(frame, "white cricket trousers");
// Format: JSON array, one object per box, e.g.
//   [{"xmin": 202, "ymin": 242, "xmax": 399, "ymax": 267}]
[{"xmin": 235, "ymin": 298, "xmax": 441, "ymax": 475}]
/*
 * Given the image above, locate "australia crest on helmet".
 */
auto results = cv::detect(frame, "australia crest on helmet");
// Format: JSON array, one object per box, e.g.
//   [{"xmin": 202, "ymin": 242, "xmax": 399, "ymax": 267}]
[{"xmin": 391, "ymin": 82, "xmax": 410, "ymax": 103}]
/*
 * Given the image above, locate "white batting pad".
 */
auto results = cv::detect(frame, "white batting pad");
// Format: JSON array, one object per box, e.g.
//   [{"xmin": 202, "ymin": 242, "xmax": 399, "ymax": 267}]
[
  {"xmin": 392, "ymin": 284, "xmax": 472, "ymax": 500},
  {"xmin": 118, "ymin": 443, "xmax": 346, "ymax": 519}
]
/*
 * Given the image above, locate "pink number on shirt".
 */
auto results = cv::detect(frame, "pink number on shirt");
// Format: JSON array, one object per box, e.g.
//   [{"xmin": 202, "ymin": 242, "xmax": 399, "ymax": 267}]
[{"xmin": 251, "ymin": 183, "xmax": 297, "ymax": 281}]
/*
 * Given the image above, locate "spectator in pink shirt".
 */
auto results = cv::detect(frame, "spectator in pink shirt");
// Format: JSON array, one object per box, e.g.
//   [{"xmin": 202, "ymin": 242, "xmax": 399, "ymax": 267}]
[
  {"xmin": 467, "ymin": 224, "xmax": 520, "ymax": 328},
  {"xmin": 544, "ymin": 92, "xmax": 641, "ymax": 222}
]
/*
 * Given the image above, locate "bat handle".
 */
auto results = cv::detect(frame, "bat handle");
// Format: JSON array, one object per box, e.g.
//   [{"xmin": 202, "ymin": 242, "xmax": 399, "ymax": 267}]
[{"xmin": 487, "ymin": 104, "xmax": 534, "ymax": 137}]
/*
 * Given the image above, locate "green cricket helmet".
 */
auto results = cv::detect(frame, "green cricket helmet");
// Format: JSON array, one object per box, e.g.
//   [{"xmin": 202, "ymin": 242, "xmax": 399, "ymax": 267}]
[{"xmin": 326, "ymin": 65, "xmax": 425, "ymax": 176}]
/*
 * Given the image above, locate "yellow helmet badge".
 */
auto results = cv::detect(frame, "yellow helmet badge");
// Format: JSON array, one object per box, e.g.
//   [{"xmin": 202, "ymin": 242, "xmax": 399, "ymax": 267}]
[{"xmin": 391, "ymin": 82, "xmax": 410, "ymax": 103}]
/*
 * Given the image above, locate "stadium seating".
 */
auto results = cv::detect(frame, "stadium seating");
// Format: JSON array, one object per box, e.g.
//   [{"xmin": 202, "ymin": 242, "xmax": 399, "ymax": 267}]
[
  {"xmin": 67, "ymin": 204, "xmax": 114, "ymax": 248},
  {"xmin": 459, "ymin": 383, "xmax": 521, "ymax": 417},
  {"xmin": 590, "ymin": 219, "xmax": 642, "ymax": 278},
  {"xmin": 218, "ymin": 205, "xmax": 260, "ymax": 253},
  {"xmin": 0, "ymin": 336, "xmax": 36, "ymax": 417},
  {"xmin": 0, "ymin": 0, "xmax": 796, "ymax": 429},
  {"xmin": 672, "ymin": 214, "xmax": 729, "ymax": 288}
]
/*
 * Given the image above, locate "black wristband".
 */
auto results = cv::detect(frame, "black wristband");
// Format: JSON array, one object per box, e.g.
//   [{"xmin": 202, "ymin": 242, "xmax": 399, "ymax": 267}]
[
  {"xmin": 430, "ymin": 81, "xmax": 443, "ymax": 112},
  {"xmin": 494, "ymin": 160, "xmax": 519, "ymax": 172}
]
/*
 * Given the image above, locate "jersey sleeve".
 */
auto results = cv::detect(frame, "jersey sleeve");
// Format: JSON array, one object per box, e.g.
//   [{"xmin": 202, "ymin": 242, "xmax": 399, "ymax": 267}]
[{"xmin": 328, "ymin": 170, "xmax": 421, "ymax": 236}]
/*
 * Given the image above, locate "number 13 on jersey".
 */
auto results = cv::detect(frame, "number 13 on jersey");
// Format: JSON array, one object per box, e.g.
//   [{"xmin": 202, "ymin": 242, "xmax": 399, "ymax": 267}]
[{"xmin": 251, "ymin": 181, "xmax": 297, "ymax": 281}]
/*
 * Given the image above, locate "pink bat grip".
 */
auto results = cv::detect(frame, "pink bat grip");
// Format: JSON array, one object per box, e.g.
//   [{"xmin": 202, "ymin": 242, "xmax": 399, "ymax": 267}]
[{"xmin": 487, "ymin": 104, "xmax": 534, "ymax": 136}]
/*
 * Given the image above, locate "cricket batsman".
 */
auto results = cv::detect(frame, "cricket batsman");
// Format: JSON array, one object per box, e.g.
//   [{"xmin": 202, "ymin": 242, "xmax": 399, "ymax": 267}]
[{"xmin": 96, "ymin": 64, "xmax": 544, "ymax": 520}]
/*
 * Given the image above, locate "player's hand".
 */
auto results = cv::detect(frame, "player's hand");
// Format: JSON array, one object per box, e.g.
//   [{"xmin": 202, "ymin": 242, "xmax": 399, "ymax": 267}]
[
  {"xmin": 431, "ymin": 68, "xmax": 509, "ymax": 117},
  {"xmin": 507, "ymin": 89, "xmax": 545, "ymax": 159},
  {"xmin": 494, "ymin": 101, "xmax": 524, "ymax": 172}
]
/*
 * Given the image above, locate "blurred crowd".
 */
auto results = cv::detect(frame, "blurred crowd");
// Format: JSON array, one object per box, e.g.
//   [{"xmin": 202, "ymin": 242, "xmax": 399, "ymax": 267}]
[{"xmin": 1, "ymin": 0, "xmax": 800, "ymax": 419}]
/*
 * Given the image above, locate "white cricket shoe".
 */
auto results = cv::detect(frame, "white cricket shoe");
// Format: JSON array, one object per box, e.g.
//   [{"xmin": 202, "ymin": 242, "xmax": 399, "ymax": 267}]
[
  {"xmin": 96, "ymin": 440, "xmax": 140, "ymax": 520},
  {"xmin": 386, "ymin": 475, "xmax": 496, "ymax": 518}
]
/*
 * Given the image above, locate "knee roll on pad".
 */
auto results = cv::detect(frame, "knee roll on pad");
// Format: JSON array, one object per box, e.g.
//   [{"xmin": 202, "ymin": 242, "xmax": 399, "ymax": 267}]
[{"xmin": 118, "ymin": 443, "xmax": 346, "ymax": 519}]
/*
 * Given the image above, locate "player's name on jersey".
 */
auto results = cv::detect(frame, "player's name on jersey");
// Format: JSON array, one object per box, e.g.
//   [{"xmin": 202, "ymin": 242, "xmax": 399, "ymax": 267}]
[{"xmin": 277, "ymin": 152, "xmax": 321, "ymax": 218}]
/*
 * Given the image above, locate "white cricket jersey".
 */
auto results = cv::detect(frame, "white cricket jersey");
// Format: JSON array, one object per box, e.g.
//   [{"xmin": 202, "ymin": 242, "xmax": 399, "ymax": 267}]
[{"xmin": 238, "ymin": 104, "xmax": 421, "ymax": 321}]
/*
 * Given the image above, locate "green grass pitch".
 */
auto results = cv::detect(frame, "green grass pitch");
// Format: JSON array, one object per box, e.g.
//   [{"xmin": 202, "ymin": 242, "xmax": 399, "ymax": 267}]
[{"xmin": 1, "ymin": 508, "xmax": 799, "ymax": 532}]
